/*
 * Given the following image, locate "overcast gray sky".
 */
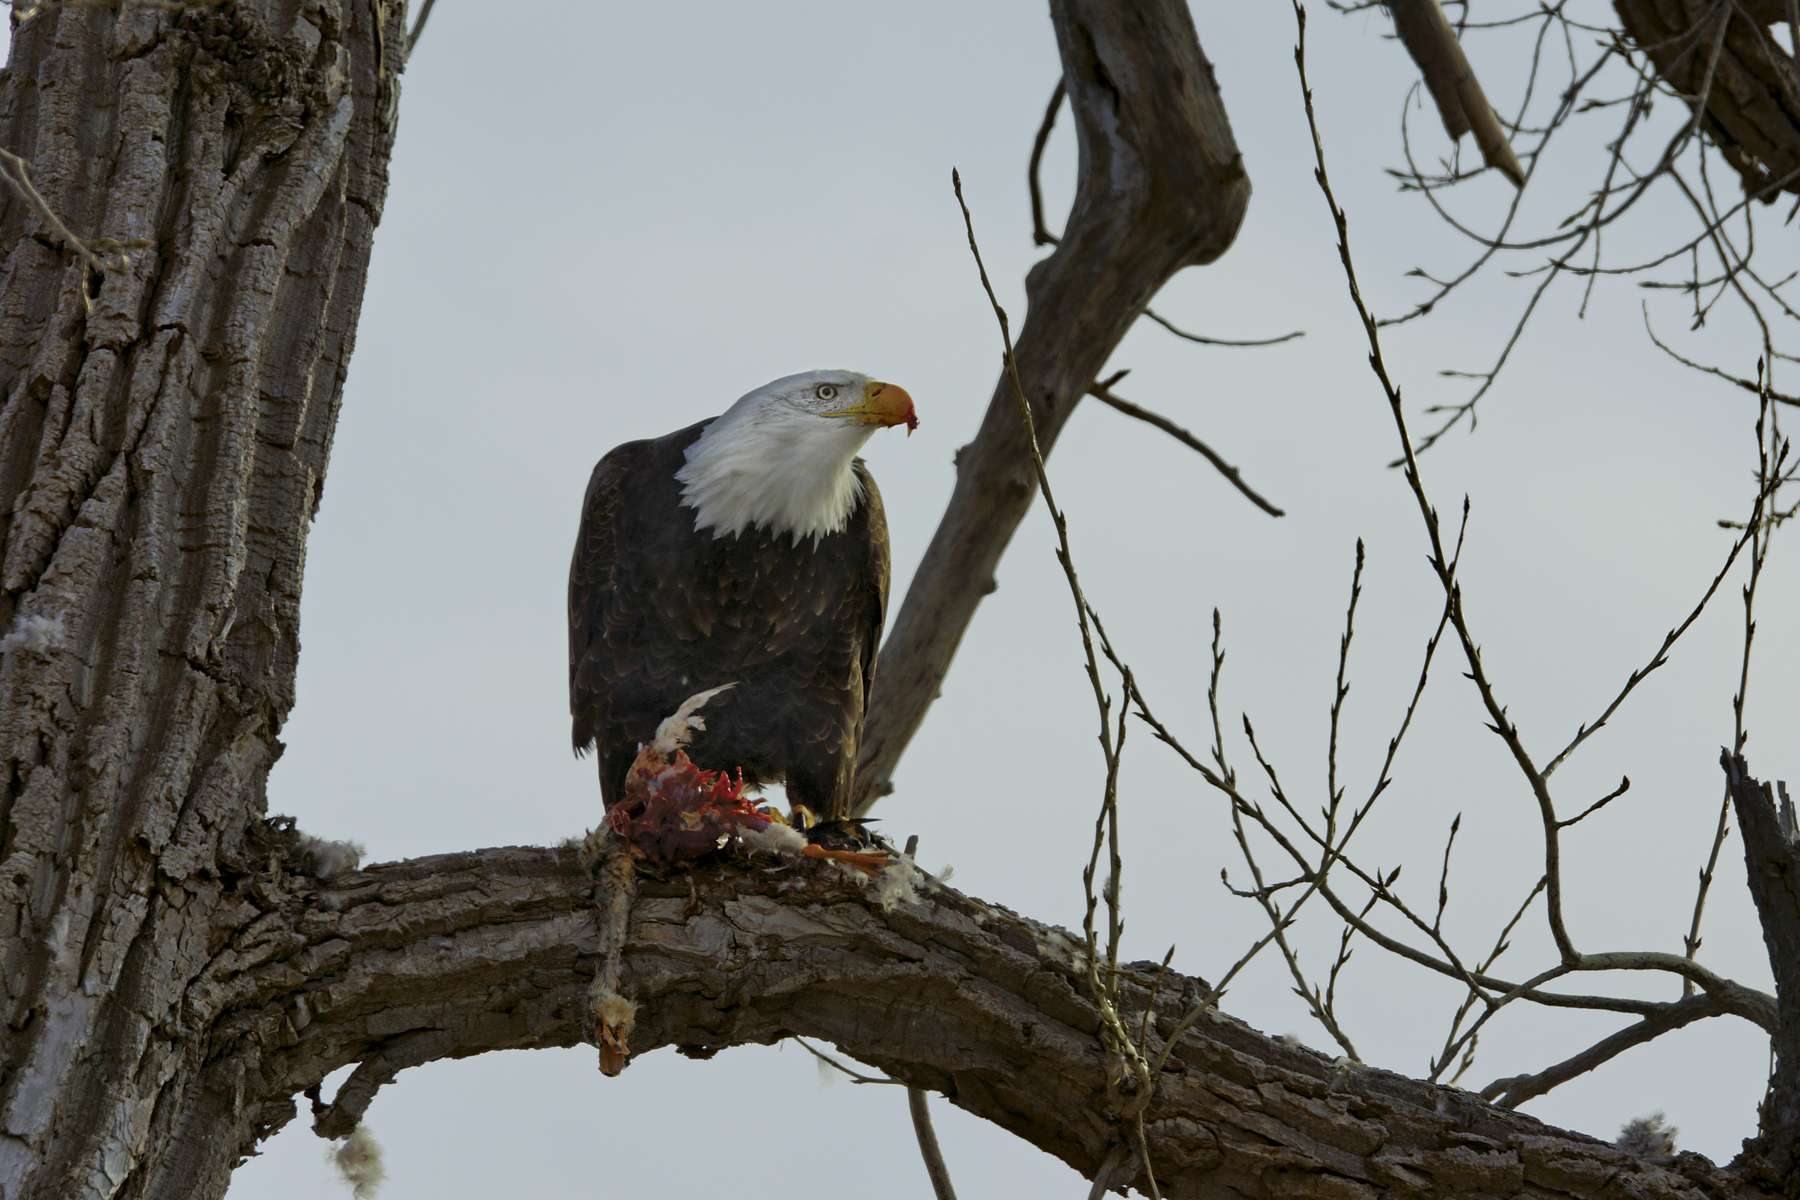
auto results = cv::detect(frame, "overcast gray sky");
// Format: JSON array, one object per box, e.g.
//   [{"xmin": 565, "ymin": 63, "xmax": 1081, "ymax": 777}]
[{"xmin": 217, "ymin": 3, "xmax": 1797, "ymax": 1195}]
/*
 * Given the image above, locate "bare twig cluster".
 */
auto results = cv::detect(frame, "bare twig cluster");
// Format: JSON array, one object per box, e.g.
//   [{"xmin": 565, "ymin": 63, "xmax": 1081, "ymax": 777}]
[
  {"xmin": 1130, "ymin": 0, "xmax": 1797, "ymax": 1114},
  {"xmin": 1334, "ymin": 0, "xmax": 1800, "ymax": 456},
  {"xmin": 844, "ymin": 12, "xmax": 1799, "ymax": 1191},
  {"xmin": 983, "ymin": 6, "xmax": 1793, "ymax": 1150}
]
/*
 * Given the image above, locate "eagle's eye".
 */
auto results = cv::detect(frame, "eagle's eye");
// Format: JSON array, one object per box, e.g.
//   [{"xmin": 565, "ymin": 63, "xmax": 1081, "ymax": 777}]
[{"xmin": 815, "ymin": 384, "xmax": 839, "ymax": 402}]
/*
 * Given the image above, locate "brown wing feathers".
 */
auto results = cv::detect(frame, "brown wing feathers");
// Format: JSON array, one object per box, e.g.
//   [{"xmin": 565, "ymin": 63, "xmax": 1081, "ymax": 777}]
[{"xmin": 568, "ymin": 425, "xmax": 890, "ymax": 819}]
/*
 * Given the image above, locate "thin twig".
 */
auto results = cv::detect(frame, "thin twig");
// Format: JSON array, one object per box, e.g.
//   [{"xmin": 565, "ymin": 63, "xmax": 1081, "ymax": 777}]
[
  {"xmin": 1540, "ymin": 467, "xmax": 1776, "ymax": 780},
  {"xmin": 1141, "ymin": 308, "xmax": 1306, "ymax": 348},
  {"xmin": 1431, "ymin": 813, "xmax": 1461, "ymax": 934},
  {"xmin": 406, "ymin": 0, "xmax": 439, "ymax": 53},
  {"xmin": 952, "ymin": 165, "xmax": 1154, "ymax": 1124},
  {"xmin": 1557, "ymin": 777, "xmax": 1631, "ymax": 830},
  {"xmin": 901, "ymin": 827, "xmax": 956, "ymax": 1198},
  {"xmin": 1294, "ymin": 0, "xmax": 1580, "ymax": 965},
  {"xmin": 1087, "ymin": 376, "xmax": 1286, "ymax": 517},
  {"xmin": 795, "ymin": 1038, "xmax": 902, "ymax": 1086},
  {"xmin": 0, "ymin": 146, "xmax": 150, "ymax": 310},
  {"xmin": 1028, "ymin": 81, "xmax": 1065, "ymax": 247},
  {"xmin": 1683, "ymin": 381, "xmax": 1788, "ymax": 987}
]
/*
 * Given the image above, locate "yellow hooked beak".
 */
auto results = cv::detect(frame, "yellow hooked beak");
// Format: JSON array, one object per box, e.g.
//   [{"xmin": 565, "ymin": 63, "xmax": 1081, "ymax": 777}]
[{"xmin": 824, "ymin": 380, "xmax": 918, "ymax": 435}]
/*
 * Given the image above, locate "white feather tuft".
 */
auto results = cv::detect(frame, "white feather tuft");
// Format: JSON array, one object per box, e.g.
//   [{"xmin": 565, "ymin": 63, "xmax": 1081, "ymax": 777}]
[
  {"xmin": 331, "ymin": 1125, "xmax": 385, "ymax": 1200},
  {"xmin": 650, "ymin": 683, "xmax": 737, "ymax": 754},
  {"xmin": 297, "ymin": 835, "xmax": 364, "ymax": 878},
  {"xmin": 1616, "ymin": 1112, "xmax": 1677, "ymax": 1157},
  {"xmin": 870, "ymin": 855, "xmax": 923, "ymax": 912},
  {"xmin": 738, "ymin": 821, "xmax": 808, "ymax": 857},
  {"xmin": 0, "ymin": 612, "xmax": 66, "ymax": 656}
]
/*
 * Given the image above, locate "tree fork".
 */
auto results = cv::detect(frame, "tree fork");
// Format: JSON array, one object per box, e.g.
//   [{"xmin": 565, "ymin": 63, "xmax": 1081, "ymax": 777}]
[{"xmin": 0, "ymin": 2, "xmax": 404, "ymax": 1197}]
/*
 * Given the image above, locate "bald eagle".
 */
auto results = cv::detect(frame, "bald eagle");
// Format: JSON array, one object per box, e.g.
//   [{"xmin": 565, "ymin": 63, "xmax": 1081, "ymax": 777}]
[{"xmin": 569, "ymin": 370, "xmax": 916, "ymax": 822}]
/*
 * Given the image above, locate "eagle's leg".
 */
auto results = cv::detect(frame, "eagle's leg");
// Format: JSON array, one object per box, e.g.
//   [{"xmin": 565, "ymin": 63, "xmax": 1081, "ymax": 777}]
[{"xmin": 786, "ymin": 766, "xmax": 888, "ymax": 867}]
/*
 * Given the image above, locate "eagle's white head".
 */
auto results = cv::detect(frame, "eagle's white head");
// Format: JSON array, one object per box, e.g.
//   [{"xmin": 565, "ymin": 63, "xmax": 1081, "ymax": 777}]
[{"xmin": 676, "ymin": 369, "xmax": 916, "ymax": 542}]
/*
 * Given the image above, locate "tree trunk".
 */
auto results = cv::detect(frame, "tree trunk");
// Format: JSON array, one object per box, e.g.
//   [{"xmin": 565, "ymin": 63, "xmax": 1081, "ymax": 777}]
[{"xmin": 0, "ymin": 2, "xmax": 402, "ymax": 1196}]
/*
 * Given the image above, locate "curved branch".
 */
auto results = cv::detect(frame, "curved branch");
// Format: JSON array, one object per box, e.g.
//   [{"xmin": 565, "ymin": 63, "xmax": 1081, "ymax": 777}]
[
  {"xmin": 1088, "ymin": 377, "xmax": 1286, "ymax": 517},
  {"xmin": 231, "ymin": 846, "xmax": 1780, "ymax": 1200}
]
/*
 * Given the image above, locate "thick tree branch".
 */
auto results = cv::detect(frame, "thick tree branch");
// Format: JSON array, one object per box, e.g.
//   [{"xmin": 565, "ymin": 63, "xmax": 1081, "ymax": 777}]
[
  {"xmin": 225, "ymin": 844, "xmax": 1782, "ymax": 1200},
  {"xmin": 853, "ymin": 0, "xmax": 1250, "ymax": 811}
]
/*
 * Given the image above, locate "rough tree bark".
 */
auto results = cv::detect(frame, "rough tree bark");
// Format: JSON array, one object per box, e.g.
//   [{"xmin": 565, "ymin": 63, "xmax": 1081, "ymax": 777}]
[
  {"xmin": 1723, "ymin": 753, "xmax": 1800, "ymax": 1181},
  {"xmin": 0, "ymin": 1, "xmax": 403, "ymax": 1197},
  {"xmin": 0, "ymin": 3, "xmax": 1796, "ymax": 1200}
]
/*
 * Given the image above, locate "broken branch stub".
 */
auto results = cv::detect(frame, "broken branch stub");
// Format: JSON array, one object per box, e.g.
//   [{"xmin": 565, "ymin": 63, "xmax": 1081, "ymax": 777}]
[
  {"xmin": 1721, "ymin": 751, "xmax": 1800, "ymax": 1182},
  {"xmin": 1387, "ymin": 0, "xmax": 1526, "ymax": 187}
]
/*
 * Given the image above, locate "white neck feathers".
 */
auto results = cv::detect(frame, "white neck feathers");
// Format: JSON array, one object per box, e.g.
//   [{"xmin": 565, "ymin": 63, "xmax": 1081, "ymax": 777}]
[{"xmin": 675, "ymin": 401, "xmax": 873, "ymax": 543}]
